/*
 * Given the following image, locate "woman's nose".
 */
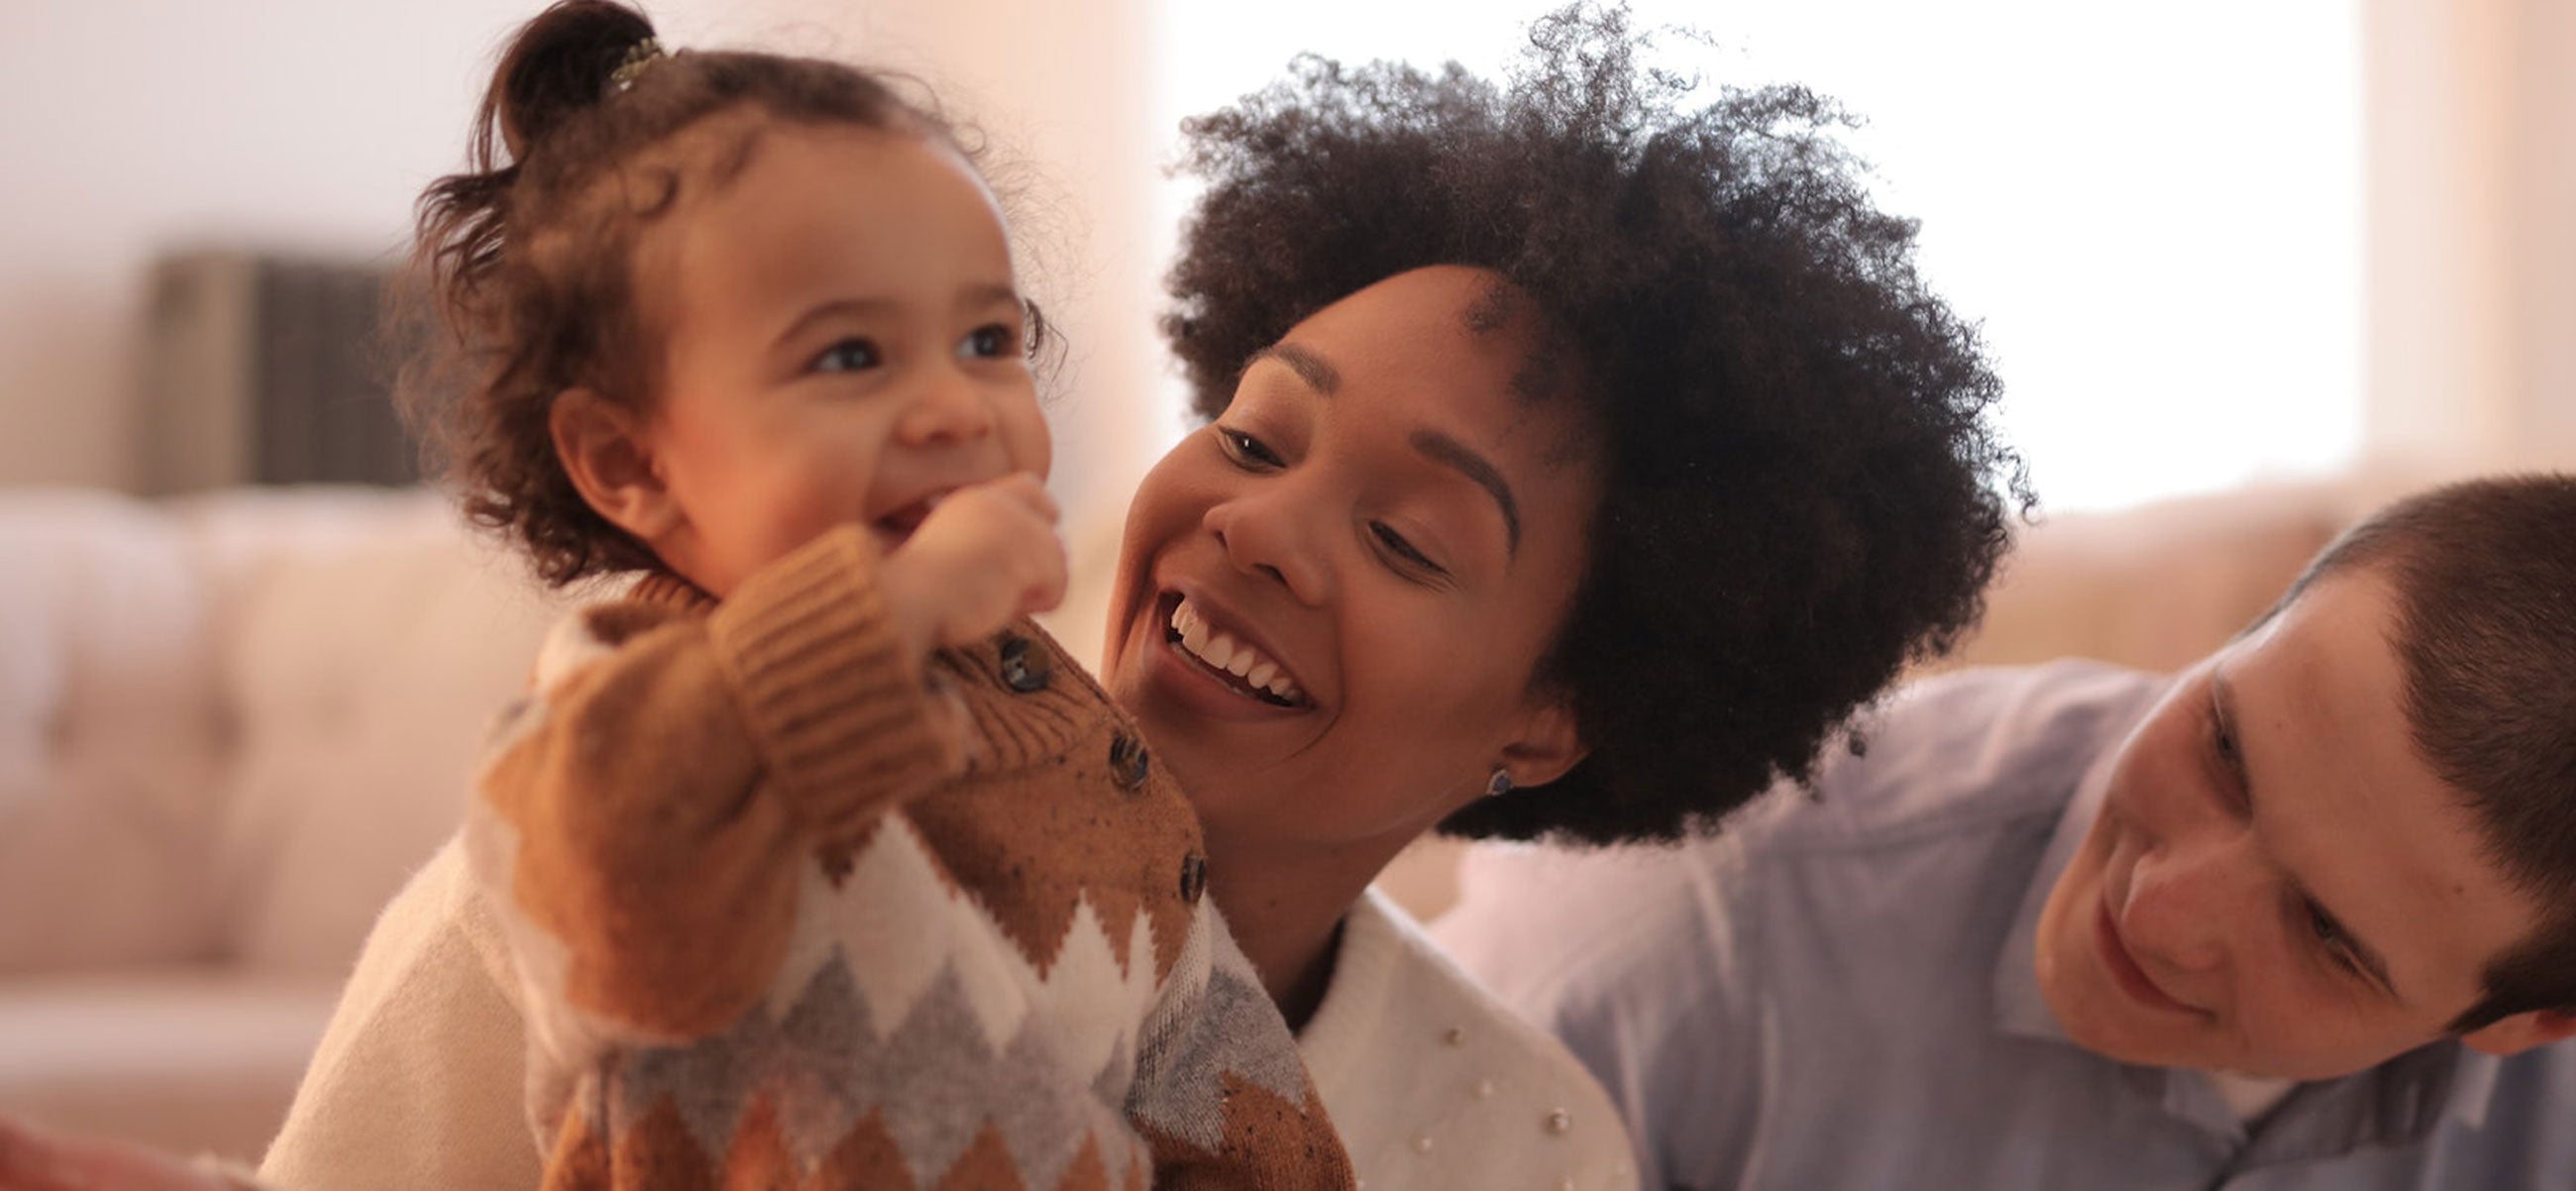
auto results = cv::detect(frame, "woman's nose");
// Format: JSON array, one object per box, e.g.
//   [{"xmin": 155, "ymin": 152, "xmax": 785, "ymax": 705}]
[
  {"xmin": 1203, "ymin": 488, "xmax": 1331, "ymax": 606},
  {"xmin": 896, "ymin": 367, "xmax": 997, "ymax": 445}
]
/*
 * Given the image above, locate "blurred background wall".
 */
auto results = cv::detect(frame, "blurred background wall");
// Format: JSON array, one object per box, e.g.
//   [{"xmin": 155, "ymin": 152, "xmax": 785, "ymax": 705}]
[{"xmin": 8, "ymin": 0, "xmax": 2576, "ymax": 523}]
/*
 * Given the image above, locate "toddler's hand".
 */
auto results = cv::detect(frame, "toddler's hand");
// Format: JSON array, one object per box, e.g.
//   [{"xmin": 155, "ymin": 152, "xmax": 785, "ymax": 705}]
[{"xmin": 880, "ymin": 473, "xmax": 1068, "ymax": 655}]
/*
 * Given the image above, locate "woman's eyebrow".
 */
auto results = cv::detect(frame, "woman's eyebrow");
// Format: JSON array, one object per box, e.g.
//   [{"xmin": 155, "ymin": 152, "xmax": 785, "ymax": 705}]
[
  {"xmin": 1245, "ymin": 342, "xmax": 1341, "ymax": 394},
  {"xmin": 1241, "ymin": 340, "xmax": 1517, "ymax": 554},
  {"xmin": 1411, "ymin": 429, "xmax": 1521, "ymax": 557}
]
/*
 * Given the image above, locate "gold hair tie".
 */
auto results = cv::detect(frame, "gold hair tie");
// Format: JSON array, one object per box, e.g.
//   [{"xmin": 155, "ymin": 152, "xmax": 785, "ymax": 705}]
[{"xmin": 610, "ymin": 37, "xmax": 665, "ymax": 92}]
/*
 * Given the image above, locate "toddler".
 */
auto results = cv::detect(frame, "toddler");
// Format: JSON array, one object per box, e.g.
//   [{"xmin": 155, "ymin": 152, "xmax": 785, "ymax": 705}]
[{"xmin": 407, "ymin": 4, "xmax": 1354, "ymax": 1189}]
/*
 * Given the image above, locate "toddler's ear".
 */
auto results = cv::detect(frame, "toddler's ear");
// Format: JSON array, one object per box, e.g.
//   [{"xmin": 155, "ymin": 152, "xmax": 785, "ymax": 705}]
[{"xmin": 551, "ymin": 388, "xmax": 683, "ymax": 545}]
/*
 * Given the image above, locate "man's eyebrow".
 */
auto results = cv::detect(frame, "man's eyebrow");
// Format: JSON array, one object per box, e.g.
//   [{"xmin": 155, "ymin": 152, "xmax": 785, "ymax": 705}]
[
  {"xmin": 1246, "ymin": 343, "xmax": 1341, "ymax": 395},
  {"xmin": 2215, "ymin": 672, "xmax": 2404, "ymax": 1003},
  {"xmin": 1411, "ymin": 429, "xmax": 1521, "ymax": 558}
]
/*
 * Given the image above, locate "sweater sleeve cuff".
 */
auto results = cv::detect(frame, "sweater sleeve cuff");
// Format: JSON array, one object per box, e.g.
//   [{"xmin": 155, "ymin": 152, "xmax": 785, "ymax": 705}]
[{"xmin": 705, "ymin": 526, "xmax": 959, "ymax": 838}]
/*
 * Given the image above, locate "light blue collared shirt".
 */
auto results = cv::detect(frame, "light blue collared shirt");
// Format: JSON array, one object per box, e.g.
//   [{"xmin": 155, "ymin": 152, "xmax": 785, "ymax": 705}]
[{"xmin": 1435, "ymin": 662, "xmax": 2576, "ymax": 1191}]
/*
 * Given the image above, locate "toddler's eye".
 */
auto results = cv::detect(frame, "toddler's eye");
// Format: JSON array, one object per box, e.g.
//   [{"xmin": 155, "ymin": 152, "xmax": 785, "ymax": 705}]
[
  {"xmin": 960, "ymin": 324, "xmax": 1018, "ymax": 360},
  {"xmin": 813, "ymin": 337, "xmax": 881, "ymax": 373}
]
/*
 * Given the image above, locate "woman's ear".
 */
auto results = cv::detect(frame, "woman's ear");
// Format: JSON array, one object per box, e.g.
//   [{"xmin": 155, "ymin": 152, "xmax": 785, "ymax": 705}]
[
  {"xmin": 550, "ymin": 388, "xmax": 681, "ymax": 545},
  {"xmin": 1498, "ymin": 694, "xmax": 1589, "ymax": 790}
]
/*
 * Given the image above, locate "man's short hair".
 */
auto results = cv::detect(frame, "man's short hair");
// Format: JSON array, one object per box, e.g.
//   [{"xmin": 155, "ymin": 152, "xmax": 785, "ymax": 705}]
[{"xmin": 2275, "ymin": 475, "xmax": 2576, "ymax": 1031}]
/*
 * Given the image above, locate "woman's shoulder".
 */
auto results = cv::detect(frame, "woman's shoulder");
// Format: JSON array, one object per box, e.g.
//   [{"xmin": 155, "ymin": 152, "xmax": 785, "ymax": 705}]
[
  {"xmin": 261, "ymin": 833, "xmax": 540, "ymax": 1190},
  {"xmin": 1299, "ymin": 889, "xmax": 1637, "ymax": 1191}
]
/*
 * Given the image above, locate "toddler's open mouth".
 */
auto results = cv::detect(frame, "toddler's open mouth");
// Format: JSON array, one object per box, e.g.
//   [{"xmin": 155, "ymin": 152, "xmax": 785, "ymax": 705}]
[{"xmin": 872, "ymin": 492, "xmax": 945, "ymax": 545}]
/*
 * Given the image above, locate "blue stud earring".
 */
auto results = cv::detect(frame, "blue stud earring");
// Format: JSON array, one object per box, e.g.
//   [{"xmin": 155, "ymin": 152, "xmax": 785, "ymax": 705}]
[{"xmin": 1485, "ymin": 768, "xmax": 1515, "ymax": 798}]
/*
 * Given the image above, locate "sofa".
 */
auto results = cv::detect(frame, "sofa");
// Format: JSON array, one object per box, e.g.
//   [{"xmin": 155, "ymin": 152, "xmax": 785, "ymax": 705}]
[
  {"xmin": 0, "ymin": 487, "xmax": 561, "ymax": 1159},
  {"xmin": 0, "ymin": 471, "xmax": 2431, "ymax": 1161}
]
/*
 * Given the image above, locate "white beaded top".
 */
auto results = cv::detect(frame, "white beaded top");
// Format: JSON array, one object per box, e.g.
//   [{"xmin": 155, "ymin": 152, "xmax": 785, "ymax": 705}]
[{"xmin": 1298, "ymin": 888, "xmax": 1639, "ymax": 1191}]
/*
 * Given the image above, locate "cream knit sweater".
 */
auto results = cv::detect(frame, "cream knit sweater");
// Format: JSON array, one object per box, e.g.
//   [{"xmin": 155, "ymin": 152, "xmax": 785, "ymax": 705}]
[{"xmin": 260, "ymin": 867, "xmax": 1633, "ymax": 1191}]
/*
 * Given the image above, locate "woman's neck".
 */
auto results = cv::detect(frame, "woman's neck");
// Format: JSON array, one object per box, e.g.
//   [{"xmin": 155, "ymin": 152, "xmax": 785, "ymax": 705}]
[{"xmin": 1205, "ymin": 832, "xmax": 1407, "ymax": 1032}]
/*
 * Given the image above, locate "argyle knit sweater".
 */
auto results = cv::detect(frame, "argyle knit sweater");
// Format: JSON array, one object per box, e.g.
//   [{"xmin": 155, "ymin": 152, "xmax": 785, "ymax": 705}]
[{"xmin": 462, "ymin": 525, "xmax": 1353, "ymax": 1191}]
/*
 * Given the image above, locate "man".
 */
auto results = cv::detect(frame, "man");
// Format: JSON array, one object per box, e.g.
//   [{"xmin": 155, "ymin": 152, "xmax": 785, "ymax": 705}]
[{"xmin": 1434, "ymin": 475, "xmax": 2576, "ymax": 1190}]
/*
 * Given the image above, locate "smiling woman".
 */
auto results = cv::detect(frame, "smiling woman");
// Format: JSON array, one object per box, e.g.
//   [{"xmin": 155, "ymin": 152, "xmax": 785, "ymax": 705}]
[
  {"xmin": 1110, "ymin": 268, "xmax": 1607, "ymax": 1024},
  {"xmin": 1090, "ymin": 4, "xmax": 2027, "ymax": 1177}
]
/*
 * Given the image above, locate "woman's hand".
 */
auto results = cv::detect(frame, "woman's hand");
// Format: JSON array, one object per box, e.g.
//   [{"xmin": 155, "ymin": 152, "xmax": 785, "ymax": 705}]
[{"xmin": 0, "ymin": 1116, "xmax": 257, "ymax": 1191}]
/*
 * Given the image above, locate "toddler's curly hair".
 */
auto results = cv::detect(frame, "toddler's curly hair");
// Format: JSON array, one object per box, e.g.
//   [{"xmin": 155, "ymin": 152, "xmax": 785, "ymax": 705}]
[{"xmin": 398, "ymin": 0, "xmax": 1007, "ymax": 586}]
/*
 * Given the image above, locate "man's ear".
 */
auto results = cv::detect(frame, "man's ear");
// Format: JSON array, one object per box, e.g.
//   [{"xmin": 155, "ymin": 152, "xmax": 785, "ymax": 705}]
[
  {"xmin": 550, "ymin": 388, "xmax": 681, "ymax": 545},
  {"xmin": 2460, "ymin": 1008, "xmax": 2576, "ymax": 1057},
  {"xmin": 1498, "ymin": 693, "xmax": 1589, "ymax": 791}
]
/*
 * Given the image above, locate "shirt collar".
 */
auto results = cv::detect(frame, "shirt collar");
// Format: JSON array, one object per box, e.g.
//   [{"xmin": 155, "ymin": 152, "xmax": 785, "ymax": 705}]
[
  {"xmin": 2442, "ymin": 1044, "xmax": 2501, "ymax": 1129},
  {"xmin": 1990, "ymin": 733, "xmax": 2118, "ymax": 1041}
]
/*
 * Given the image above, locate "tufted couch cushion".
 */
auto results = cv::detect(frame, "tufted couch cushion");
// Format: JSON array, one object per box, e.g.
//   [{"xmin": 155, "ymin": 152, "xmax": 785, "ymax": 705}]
[
  {"xmin": 0, "ymin": 486, "xmax": 560, "ymax": 1157},
  {"xmin": 184, "ymin": 490, "xmax": 561, "ymax": 973},
  {"xmin": 0, "ymin": 492, "xmax": 227, "ymax": 973}
]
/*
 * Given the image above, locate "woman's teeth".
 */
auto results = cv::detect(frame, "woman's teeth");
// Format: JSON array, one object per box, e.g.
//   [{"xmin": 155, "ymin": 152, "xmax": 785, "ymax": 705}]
[{"xmin": 1170, "ymin": 597, "xmax": 1303, "ymax": 704}]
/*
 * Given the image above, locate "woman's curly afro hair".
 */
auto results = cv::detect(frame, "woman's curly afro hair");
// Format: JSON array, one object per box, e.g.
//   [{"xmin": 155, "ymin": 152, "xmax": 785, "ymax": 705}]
[{"xmin": 1162, "ymin": 3, "xmax": 2030, "ymax": 844}]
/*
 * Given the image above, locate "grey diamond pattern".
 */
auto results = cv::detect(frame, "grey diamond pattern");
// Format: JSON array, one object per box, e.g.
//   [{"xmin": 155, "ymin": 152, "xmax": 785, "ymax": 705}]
[
  {"xmin": 596, "ymin": 948, "xmax": 1141, "ymax": 1189},
  {"xmin": 1126, "ymin": 961, "xmax": 1316, "ymax": 1151}
]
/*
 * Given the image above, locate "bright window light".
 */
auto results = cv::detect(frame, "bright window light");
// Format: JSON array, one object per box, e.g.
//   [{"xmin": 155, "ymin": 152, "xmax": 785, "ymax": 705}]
[{"xmin": 1156, "ymin": 0, "xmax": 2363, "ymax": 512}]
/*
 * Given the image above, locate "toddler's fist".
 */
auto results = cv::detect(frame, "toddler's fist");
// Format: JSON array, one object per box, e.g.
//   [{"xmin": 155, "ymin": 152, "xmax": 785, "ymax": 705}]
[{"xmin": 880, "ymin": 473, "xmax": 1067, "ymax": 654}]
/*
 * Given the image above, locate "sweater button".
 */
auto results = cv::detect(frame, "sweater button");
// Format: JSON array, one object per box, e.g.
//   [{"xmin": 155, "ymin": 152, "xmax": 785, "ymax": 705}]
[
  {"xmin": 1109, "ymin": 733, "xmax": 1150, "ymax": 789},
  {"xmin": 1179, "ymin": 853, "xmax": 1207, "ymax": 904},
  {"xmin": 998, "ymin": 635, "xmax": 1050, "ymax": 693}
]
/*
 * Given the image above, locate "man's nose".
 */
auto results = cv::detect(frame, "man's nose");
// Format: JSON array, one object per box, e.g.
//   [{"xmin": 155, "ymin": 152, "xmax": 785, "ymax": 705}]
[{"xmin": 2120, "ymin": 831, "xmax": 2257, "ymax": 976}]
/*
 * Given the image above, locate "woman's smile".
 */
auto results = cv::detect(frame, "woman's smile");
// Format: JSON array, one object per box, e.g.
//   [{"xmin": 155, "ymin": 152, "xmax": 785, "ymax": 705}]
[
  {"xmin": 1140, "ymin": 588, "xmax": 1318, "ymax": 720},
  {"xmin": 1167, "ymin": 594, "xmax": 1310, "ymax": 706}
]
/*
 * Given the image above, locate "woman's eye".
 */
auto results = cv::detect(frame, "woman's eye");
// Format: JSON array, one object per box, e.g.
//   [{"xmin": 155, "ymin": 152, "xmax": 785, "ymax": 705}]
[
  {"xmin": 1372, "ymin": 522, "xmax": 1446, "ymax": 577},
  {"xmin": 960, "ymin": 323, "xmax": 1017, "ymax": 360},
  {"xmin": 812, "ymin": 337, "xmax": 881, "ymax": 374},
  {"xmin": 1218, "ymin": 427, "xmax": 1282, "ymax": 469}
]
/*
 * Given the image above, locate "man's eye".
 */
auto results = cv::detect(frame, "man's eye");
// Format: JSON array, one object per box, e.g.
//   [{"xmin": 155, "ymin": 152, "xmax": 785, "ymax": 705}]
[
  {"xmin": 960, "ymin": 324, "xmax": 1017, "ymax": 360},
  {"xmin": 813, "ymin": 338, "xmax": 881, "ymax": 373},
  {"xmin": 2203, "ymin": 698, "xmax": 2253, "ymax": 815},
  {"xmin": 1218, "ymin": 427, "xmax": 1281, "ymax": 469},
  {"xmin": 2305, "ymin": 902, "xmax": 2363, "ymax": 970}
]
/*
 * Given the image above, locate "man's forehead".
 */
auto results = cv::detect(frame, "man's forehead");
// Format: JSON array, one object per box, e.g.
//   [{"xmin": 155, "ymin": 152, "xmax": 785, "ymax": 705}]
[{"xmin": 2230, "ymin": 574, "xmax": 2540, "ymax": 1006}]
